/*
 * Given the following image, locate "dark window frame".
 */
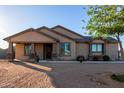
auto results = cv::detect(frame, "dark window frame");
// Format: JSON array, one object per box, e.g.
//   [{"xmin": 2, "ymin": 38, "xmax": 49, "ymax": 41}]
[
  {"xmin": 59, "ymin": 42, "xmax": 71, "ymax": 56},
  {"xmin": 91, "ymin": 43, "xmax": 104, "ymax": 53},
  {"xmin": 24, "ymin": 44, "xmax": 32, "ymax": 56}
]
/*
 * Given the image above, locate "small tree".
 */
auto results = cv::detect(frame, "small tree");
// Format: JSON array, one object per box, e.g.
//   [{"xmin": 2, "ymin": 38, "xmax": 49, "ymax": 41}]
[{"xmin": 85, "ymin": 5, "xmax": 124, "ymax": 59}]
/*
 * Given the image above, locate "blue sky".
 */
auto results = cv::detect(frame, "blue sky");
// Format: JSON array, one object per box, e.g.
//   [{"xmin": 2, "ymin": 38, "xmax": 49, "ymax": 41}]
[{"xmin": 0, "ymin": 5, "xmax": 123, "ymax": 49}]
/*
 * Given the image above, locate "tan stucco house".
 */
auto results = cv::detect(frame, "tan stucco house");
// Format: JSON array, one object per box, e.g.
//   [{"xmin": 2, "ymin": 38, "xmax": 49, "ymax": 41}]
[{"xmin": 4, "ymin": 25, "xmax": 119, "ymax": 61}]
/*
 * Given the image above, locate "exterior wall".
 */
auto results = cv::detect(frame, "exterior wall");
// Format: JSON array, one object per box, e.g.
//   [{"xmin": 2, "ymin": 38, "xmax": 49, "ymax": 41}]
[
  {"xmin": 90, "ymin": 40, "xmax": 118, "ymax": 60},
  {"xmin": 35, "ymin": 43, "xmax": 43, "ymax": 60},
  {"xmin": 15, "ymin": 43, "xmax": 44, "ymax": 60},
  {"xmin": 76, "ymin": 43, "xmax": 89, "ymax": 60},
  {"xmin": 56, "ymin": 42, "xmax": 76, "ymax": 60},
  {"xmin": 9, "ymin": 31, "xmax": 55, "ymax": 43},
  {"xmin": 92, "ymin": 40, "xmax": 104, "ymax": 43},
  {"xmin": 91, "ymin": 52, "xmax": 103, "ymax": 55},
  {"xmin": 90, "ymin": 40, "xmax": 105, "ymax": 56},
  {"xmin": 106, "ymin": 43, "xmax": 118, "ymax": 60},
  {"xmin": 15, "ymin": 43, "xmax": 25, "ymax": 60},
  {"xmin": 40, "ymin": 29, "xmax": 73, "ymax": 42},
  {"xmin": 40, "ymin": 28, "xmax": 76, "ymax": 60},
  {"xmin": 9, "ymin": 28, "xmax": 119, "ymax": 61},
  {"xmin": 52, "ymin": 27, "xmax": 83, "ymax": 39}
]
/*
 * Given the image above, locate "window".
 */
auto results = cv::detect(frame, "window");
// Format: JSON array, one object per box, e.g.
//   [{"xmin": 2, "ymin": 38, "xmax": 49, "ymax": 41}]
[
  {"xmin": 24, "ymin": 44, "xmax": 32, "ymax": 56},
  {"xmin": 60, "ymin": 43, "xmax": 71, "ymax": 56},
  {"xmin": 91, "ymin": 44, "xmax": 103, "ymax": 53}
]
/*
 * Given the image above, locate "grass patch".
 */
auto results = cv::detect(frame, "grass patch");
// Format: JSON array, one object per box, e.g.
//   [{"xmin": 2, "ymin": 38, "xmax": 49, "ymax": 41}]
[{"xmin": 111, "ymin": 74, "xmax": 124, "ymax": 82}]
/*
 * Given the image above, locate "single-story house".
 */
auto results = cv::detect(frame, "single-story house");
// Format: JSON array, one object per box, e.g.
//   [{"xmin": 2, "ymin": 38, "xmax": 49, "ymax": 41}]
[{"xmin": 4, "ymin": 25, "xmax": 119, "ymax": 61}]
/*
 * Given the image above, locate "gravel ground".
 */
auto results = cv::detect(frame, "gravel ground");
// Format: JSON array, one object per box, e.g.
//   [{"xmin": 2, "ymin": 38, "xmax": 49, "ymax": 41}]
[
  {"xmin": 1, "ymin": 61, "xmax": 124, "ymax": 88},
  {"xmin": 0, "ymin": 61, "xmax": 54, "ymax": 88},
  {"xmin": 41, "ymin": 63, "xmax": 124, "ymax": 88}
]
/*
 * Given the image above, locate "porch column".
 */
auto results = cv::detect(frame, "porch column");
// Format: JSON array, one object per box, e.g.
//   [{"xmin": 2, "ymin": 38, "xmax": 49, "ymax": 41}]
[
  {"xmin": 7, "ymin": 42, "xmax": 14, "ymax": 62},
  {"xmin": 88, "ymin": 42, "xmax": 92, "ymax": 60},
  {"xmin": 29, "ymin": 43, "xmax": 36, "ymax": 62},
  {"xmin": 52, "ymin": 43, "xmax": 58, "ymax": 60},
  {"xmin": 31, "ymin": 43, "xmax": 35, "ymax": 54},
  {"xmin": 56, "ymin": 43, "xmax": 60, "ymax": 57},
  {"xmin": 104, "ymin": 42, "xmax": 106, "ymax": 55}
]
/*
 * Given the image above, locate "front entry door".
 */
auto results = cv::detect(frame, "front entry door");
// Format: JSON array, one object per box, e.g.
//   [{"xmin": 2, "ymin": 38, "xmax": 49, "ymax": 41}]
[{"xmin": 43, "ymin": 43, "xmax": 53, "ymax": 60}]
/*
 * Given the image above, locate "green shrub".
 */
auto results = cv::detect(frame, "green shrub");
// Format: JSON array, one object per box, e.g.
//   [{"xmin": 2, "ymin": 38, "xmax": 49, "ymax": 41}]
[
  {"xmin": 111, "ymin": 74, "xmax": 124, "ymax": 82},
  {"xmin": 103, "ymin": 55, "xmax": 110, "ymax": 61},
  {"xmin": 93, "ymin": 56, "xmax": 99, "ymax": 61},
  {"xmin": 76, "ymin": 56, "xmax": 84, "ymax": 63}
]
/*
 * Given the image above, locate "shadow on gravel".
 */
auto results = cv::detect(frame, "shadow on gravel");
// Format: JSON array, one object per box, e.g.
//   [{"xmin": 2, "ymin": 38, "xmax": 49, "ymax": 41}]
[{"xmin": 12, "ymin": 61, "xmax": 52, "ymax": 72}]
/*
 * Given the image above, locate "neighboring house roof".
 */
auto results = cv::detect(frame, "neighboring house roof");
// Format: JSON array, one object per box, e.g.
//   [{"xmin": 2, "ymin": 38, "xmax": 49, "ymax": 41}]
[
  {"xmin": 4, "ymin": 28, "xmax": 59, "ymax": 42},
  {"xmin": 51, "ymin": 25, "xmax": 84, "ymax": 38}
]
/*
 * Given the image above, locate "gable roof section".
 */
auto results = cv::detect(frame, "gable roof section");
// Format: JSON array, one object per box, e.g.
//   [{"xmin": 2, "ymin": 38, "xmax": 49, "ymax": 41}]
[
  {"xmin": 36, "ymin": 29, "xmax": 59, "ymax": 42},
  {"xmin": 105, "ymin": 37, "xmax": 118, "ymax": 43},
  {"xmin": 36, "ymin": 26, "xmax": 75, "ymax": 41},
  {"xmin": 51, "ymin": 25, "xmax": 84, "ymax": 39},
  {"xmin": 4, "ymin": 25, "xmax": 118, "ymax": 43},
  {"xmin": 75, "ymin": 36, "xmax": 118, "ymax": 43},
  {"xmin": 4, "ymin": 28, "xmax": 59, "ymax": 42},
  {"xmin": 4, "ymin": 28, "xmax": 33, "ymax": 41}
]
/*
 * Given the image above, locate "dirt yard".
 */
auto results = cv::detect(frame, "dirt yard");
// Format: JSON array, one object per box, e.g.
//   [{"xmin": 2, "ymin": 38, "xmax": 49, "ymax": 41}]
[
  {"xmin": 41, "ymin": 62, "xmax": 124, "ymax": 88},
  {"xmin": 0, "ymin": 61, "xmax": 54, "ymax": 88},
  {"xmin": 1, "ymin": 61, "xmax": 124, "ymax": 88}
]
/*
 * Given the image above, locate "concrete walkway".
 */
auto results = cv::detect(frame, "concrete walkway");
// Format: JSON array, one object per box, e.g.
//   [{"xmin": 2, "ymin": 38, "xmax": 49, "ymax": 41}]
[{"xmin": 39, "ymin": 60, "xmax": 124, "ymax": 64}]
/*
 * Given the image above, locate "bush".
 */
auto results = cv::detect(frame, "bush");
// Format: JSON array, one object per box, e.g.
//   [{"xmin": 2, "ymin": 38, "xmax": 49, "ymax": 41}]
[
  {"xmin": 35, "ymin": 55, "xmax": 39, "ymax": 62},
  {"xmin": 29, "ymin": 53, "xmax": 39, "ymax": 62},
  {"xmin": 29, "ymin": 53, "xmax": 36, "ymax": 59},
  {"xmin": 103, "ymin": 55, "xmax": 110, "ymax": 61},
  {"xmin": 111, "ymin": 74, "xmax": 124, "ymax": 82},
  {"xmin": 93, "ymin": 56, "xmax": 99, "ymax": 61},
  {"xmin": 76, "ymin": 56, "xmax": 84, "ymax": 63}
]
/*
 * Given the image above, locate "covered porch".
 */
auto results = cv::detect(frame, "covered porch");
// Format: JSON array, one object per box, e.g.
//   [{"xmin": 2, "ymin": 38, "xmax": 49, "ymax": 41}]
[
  {"xmin": 4, "ymin": 29, "xmax": 60, "ymax": 62},
  {"xmin": 7, "ymin": 42, "xmax": 59, "ymax": 62}
]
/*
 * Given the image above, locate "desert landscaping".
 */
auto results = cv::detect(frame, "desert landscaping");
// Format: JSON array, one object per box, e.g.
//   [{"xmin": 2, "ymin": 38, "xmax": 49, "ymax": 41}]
[
  {"xmin": 0, "ymin": 61, "xmax": 124, "ymax": 88},
  {"xmin": 0, "ymin": 61, "xmax": 54, "ymax": 88}
]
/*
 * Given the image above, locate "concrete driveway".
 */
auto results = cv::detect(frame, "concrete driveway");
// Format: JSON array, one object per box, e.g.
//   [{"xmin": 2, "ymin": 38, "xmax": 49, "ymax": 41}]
[{"xmin": 40, "ymin": 63, "xmax": 124, "ymax": 88}]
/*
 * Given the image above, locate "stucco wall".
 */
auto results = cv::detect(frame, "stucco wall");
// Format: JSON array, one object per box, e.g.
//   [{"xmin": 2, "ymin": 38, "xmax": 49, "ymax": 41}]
[
  {"xmin": 90, "ymin": 40, "xmax": 105, "ymax": 56},
  {"xmin": 76, "ymin": 43, "xmax": 89, "ymax": 59},
  {"xmin": 15, "ymin": 42, "xmax": 76, "ymax": 61},
  {"xmin": 40, "ymin": 28, "xmax": 77, "ymax": 60},
  {"xmin": 106, "ymin": 43, "xmax": 118, "ymax": 60},
  {"xmin": 15, "ymin": 43, "xmax": 44, "ymax": 60},
  {"xmin": 15, "ymin": 43, "xmax": 24, "ymax": 60},
  {"xmin": 40, "ymin": 29, "xmax": 74, "ymax": 42},
  {"xmin": 52, "ymin": 27, "xmax": 83, "ymax": 39},
  {"xmin": 35, "ymin": 43, "xmax": 43, "ymax": 60},
  {"xmin": 9, "ymin": 31, "xmax": 56, "ymax": 43},
  {"xmin": 10, "ymin": 28, "xmax": 119, "ymax": 61},
  {"xmin": 7, "ymin": 28, "xmax": 82, "ymax": 61},
  {"xmin": 92, "ymin": 40, "xmax": 104, "ymax": 43},
  {"xmin": 56, "ymin": 42, "xmax": 76, "ymax": 60}
]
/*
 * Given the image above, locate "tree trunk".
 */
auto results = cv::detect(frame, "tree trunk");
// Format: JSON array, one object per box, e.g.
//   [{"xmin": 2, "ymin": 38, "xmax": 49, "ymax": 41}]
[{"xmin": 116, "ymin": 36, "xmax": 124, "ymax": 60}]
